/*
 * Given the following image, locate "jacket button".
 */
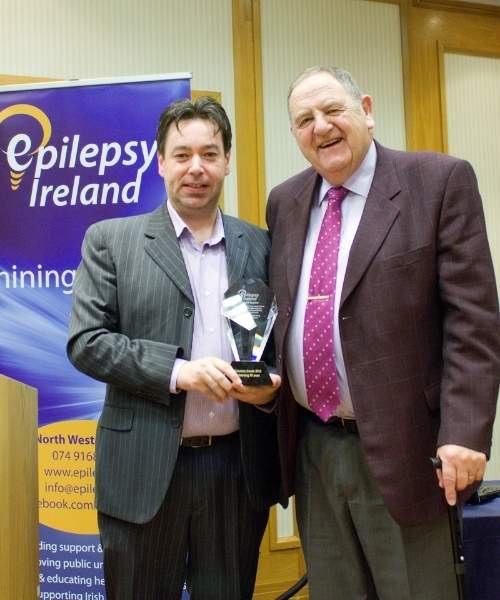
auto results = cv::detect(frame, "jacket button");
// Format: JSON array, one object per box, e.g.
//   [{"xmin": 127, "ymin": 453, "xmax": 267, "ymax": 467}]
[{"xmin": 183, "ymin": 307, "xmax": 193, "ymax": 318}]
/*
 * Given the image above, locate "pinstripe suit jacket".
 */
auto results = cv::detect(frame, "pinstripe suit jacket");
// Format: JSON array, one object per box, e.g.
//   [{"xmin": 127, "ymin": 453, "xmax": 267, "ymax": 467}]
[
  {"xmin": 267, "ymin": 142, "xmax": 500, "ymax": 526},
  {"xmin": 68, "ymin": 202, "xmax": 281, "ymax": 524}
]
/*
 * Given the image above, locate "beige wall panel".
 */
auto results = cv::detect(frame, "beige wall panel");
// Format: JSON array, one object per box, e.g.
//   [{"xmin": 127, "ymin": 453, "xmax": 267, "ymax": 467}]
[
  {"xmin": 260, "ymin": 0, "xmax": 406, "ymax": 192},
  {"xmin": 0, "ymin": 0, "xmax": 239, "ymax": 214},
  {"xmin": 444, "ymin": 52, "xmax": 500, "ymax": 478}
]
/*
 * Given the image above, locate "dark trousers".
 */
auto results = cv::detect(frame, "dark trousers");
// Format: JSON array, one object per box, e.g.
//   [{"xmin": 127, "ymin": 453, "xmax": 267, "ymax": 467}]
[
  {"xmin": 99, "ymin": 432, "xmax": 269, "ymax": 600},
  {"xmin": 296, "ymin": 410, "xmax": 458, "ymax": 600}
]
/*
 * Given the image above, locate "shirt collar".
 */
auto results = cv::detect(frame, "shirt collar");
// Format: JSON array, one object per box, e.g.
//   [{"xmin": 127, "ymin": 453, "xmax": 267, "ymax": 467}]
[
  {"xmin": 319, "ymin": 140, "xmax": 377, "ymax": 205},
  {"xmin": 166, "ymin": 199, "xmax": 225, "ymax": 246}
]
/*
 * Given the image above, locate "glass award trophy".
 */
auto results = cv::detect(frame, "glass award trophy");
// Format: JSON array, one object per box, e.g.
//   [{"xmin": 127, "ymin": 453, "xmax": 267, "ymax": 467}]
[{"xmin": 221, "ymin": 278, "xmax": 277, "ymax": 385}]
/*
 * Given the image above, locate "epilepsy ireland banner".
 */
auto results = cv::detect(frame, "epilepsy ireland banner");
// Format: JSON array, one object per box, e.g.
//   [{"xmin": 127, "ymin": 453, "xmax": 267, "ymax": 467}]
[{"xmin": 0, "ymin": 74, "xmax": 191, "ymax": 599}]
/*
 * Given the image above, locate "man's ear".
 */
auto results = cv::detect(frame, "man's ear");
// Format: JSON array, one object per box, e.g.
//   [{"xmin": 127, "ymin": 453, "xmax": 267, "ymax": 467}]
[
  {"xmin": 157, "ymin": 152, "xmax": 165, "ymax": 176},
  {"xmin": 361, "ymin": 95, "xmax": 375, "ymax": 132}
]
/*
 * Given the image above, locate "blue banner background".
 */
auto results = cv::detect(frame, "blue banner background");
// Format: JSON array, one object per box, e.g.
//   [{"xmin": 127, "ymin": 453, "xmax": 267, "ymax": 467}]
[{"xmin": 0, "ymin": 75, "xmax": 190, "ymax": 598}]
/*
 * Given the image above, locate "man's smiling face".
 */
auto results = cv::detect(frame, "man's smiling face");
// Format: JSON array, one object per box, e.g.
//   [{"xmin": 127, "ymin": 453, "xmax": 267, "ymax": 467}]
[
  {"xmin": 157, "ymin": 117, "xmax": 230, "ymax": 221},
  {"xmin": 289, "ymin": 71, "xmax": 374, "ymax": 186}
]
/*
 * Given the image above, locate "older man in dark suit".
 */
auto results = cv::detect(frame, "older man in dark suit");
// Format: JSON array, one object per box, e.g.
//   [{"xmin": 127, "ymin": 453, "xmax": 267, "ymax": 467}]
[
  {"xmin": 68, "ymin": 97, "xmax": 281, "ymax": 600},
  {"xmin": 267, "ymin": 66, "xmax": 499, "ymax": 599}
]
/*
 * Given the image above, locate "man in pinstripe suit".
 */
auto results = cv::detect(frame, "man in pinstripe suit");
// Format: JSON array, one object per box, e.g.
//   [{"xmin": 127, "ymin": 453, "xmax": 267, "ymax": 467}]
[{"xmin": 68, "ymin": 97, "xmax": 282, "ymax": 600}]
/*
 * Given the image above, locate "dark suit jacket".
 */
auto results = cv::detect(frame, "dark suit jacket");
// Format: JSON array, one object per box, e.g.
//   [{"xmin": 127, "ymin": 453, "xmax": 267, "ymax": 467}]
[
  {"xmin": 68, "ymin": 202, "xmax": 281, "ymax": 524},
  {"xmin": 267, "ymin": 142, "xmax": 500, "ymax": 526}
]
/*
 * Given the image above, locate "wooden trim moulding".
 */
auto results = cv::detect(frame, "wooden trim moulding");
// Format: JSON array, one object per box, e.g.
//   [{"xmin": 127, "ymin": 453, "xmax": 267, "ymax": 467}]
[
  {"xmin": 412, "ymin": 0, "xmax": 500, "ymax": 18},
  {"xmin": 232, "ymin": 0, "xmax": 267, "ymax": 226},
  {"xmin": 0, "ymin": 74, "xmax": 54, "ymax": 86},
  {"xmin": 437, "ymin": 41, "xmax": 450, "ymax": 154}
]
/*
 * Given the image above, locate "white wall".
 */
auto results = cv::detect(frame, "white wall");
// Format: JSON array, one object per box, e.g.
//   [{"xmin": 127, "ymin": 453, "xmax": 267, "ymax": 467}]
[{"xmin": 260, "ymin": 0, "xmax": 406, "ymax": 193}]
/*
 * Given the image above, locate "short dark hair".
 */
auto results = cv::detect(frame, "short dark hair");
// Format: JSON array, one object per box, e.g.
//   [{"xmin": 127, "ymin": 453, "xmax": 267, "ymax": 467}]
[{"xmin": 156, "ymin": 96, "xmax": 232, "ymax": 156}]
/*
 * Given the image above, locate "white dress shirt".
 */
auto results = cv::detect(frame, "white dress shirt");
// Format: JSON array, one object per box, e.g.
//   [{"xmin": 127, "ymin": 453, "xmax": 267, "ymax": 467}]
[{"xmin": 285, "ymin": 141, "xmax": 377, "ymax": 418}]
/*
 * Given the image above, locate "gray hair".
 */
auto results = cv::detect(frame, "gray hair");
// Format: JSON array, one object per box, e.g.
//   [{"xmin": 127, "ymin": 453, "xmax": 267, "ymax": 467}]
[{"xmin": 287, "ymin": 66, "xmax": 364, "ymax": 118}]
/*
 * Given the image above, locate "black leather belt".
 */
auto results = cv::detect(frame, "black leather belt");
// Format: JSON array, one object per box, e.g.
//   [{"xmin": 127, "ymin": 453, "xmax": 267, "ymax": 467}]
[
  {"xmin": 180, "ymin": 430, "xmax": 239, "ymax": 448},
  {"xmin": 327, "ymin": 416, "xmax": 359, "ymax": 435},
  {"xmin": 303, "ymin": 408, "xmax": 359, "ymax": 435}
]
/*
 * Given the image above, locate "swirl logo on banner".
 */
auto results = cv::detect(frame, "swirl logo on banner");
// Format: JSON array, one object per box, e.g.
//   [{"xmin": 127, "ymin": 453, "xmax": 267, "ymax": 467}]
[{"xmin": 0, "ymin": 74, "xmax": 191, "ymax": 599}]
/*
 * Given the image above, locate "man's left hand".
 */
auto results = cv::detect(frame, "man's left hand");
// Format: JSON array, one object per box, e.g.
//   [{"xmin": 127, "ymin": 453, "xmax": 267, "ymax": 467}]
[
  {"xmin": 436, "ymin": 444, "xmax": 487, "ymax": 506},
  {"xmin": 231, "ymin": 373, "xmax": 281, "ymax": 405}
]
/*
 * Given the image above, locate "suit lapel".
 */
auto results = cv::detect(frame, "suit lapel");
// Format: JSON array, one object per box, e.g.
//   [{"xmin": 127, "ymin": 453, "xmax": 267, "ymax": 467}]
[
  {"xmin": 223, "ymin": 215, "xmax": 249, "ymax": 286},
  {"xmin": 340, "ymin": 144, "xmax": 401, "ymax": 305},
  {"xmin": 144, "ymin": 203, "xmax": 194, "ymax": 302}
]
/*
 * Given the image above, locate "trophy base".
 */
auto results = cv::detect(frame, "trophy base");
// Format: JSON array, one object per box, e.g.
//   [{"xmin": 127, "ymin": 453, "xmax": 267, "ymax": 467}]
[{"xmin": 231, "ymin": 361, "xmax": 272, "ymax": 386}]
